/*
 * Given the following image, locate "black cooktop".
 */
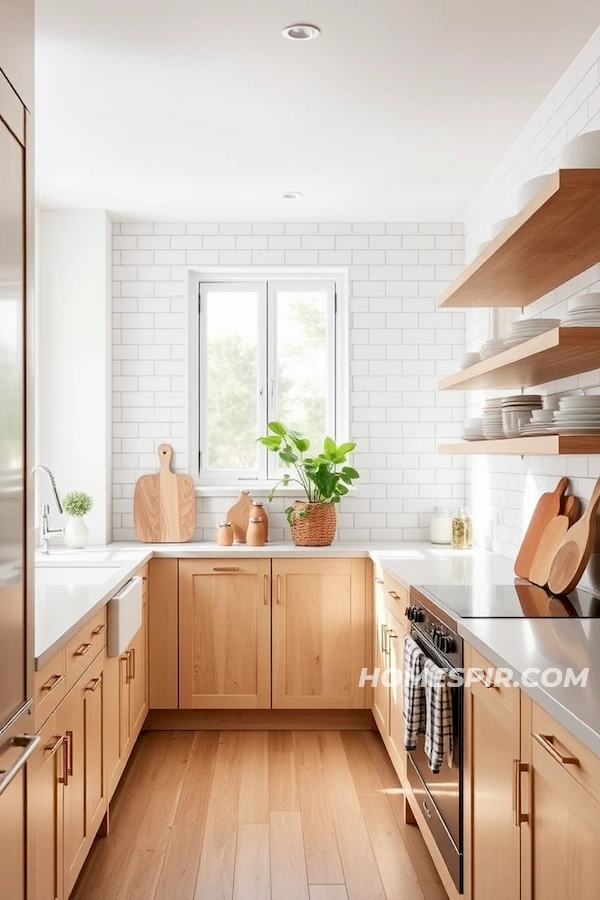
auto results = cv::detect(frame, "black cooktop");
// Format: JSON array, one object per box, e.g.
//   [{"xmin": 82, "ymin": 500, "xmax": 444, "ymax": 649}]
[{"xmin": 412, "ymin": 581, "xmax": 600, "ymax": 621}]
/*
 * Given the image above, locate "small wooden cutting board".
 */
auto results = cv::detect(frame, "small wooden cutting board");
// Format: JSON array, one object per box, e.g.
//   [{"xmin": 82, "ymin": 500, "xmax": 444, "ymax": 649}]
[
  {"xmin": 548, "ymin": 476, "xmax": 600, "ymax": 595},
  {"xmin": 528, "ymin": 516, "xmax": 570, "ymax": 587},
  {"xmin": 562, "ymin": 494, "xmax": 581, "ymax": 526},
  {"xmin": 133, "ymin": 444, "xmax": 196, "ymax": 542},
  {"xmin": 514, "ymin": 477, "xmax": 570, "ymax": 579}
]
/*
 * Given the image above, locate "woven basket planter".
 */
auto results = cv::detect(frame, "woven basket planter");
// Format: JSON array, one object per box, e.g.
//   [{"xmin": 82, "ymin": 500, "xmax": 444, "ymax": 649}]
[{"xmin": 289, "ymin": 501, "xmax": 337, "ymax": 547}]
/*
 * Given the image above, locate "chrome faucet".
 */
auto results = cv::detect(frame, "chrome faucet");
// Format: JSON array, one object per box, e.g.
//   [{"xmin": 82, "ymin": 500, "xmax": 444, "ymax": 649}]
[{"xmin": 32, "ymin": 465, "xmax": 64, "ymax": 553}]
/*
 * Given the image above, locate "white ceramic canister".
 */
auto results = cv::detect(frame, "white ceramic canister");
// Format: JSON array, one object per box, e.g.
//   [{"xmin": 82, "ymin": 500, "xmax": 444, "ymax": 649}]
[{"xmin": 430, "ymin": 507, "xmax": 454, "ymax": 545}]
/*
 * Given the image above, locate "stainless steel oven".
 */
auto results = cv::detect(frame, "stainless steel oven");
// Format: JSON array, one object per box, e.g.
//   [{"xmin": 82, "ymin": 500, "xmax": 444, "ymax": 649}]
[{"xmin": 406, "ymin": 588, "xmax": 463, "ymax": 894}]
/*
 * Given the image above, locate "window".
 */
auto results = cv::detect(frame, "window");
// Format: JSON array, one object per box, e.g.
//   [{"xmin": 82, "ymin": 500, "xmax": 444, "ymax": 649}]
[{"xmin": 193, "ymin": 274, "xmax": 347, "ymax": 486}]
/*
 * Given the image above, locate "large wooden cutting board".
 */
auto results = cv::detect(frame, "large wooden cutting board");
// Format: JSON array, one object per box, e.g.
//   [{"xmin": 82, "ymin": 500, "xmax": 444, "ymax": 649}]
[
  {"xmin": 514, "ymin": 477, "xmax": 569, "ymax": 579},
  {"xmin": 528, "ymin": 516, "xmax": 570, "ymax": 587},
  {"xmin": 548, "ymin": 476, "xmax": 600, "ymax": 595},
  {"xmin": 133, "ymin": 444, "xmax": 196, "ymax": 542}
]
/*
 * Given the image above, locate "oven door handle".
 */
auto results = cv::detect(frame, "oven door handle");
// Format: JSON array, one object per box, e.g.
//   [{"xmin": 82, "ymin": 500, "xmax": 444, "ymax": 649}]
[{"xmin": 0, "ymin": 735, "xmax": 41, "ymax": 797}]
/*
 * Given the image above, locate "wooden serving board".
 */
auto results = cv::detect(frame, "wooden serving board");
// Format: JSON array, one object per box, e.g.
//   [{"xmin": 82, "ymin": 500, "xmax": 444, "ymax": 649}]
[
  {"xmin": 548, "ymin": 476, "xmax": 600, "ymax": 595},
  {"xmin": 133, "ymin": 444, "xmax": 196, "ymax": 542},
  {"xmin": 528, "ymin": 516, "xmax": 570, "ymax": 587},
  {"xmin": 562, "ymin": 494, "xmax": 581, "ymax": 526},
  {"xmin": 514, "ymin": 477, "xmax": 570, "ymax": 579}
]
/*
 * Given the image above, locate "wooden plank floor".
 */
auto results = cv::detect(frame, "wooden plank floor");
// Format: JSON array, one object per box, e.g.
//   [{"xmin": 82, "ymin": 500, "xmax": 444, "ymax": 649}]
[{"xmin": 72, "ymin": 731, "xmax": 448, "ymax": 900}]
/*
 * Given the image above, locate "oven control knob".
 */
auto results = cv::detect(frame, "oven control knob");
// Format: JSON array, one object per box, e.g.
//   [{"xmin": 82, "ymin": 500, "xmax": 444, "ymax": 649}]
[
  {"xmin": 440, "ymin": 635, "xmax": 455, "ymax": 653},
  {"xmin": 411, "ymin": 606, "xmax": 425, "ymax": 623}
]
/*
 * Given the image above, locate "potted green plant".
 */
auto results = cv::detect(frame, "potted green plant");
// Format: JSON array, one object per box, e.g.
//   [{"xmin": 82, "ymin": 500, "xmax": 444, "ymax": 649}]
[
  {"xmin": 62, "ymin": 491, "xmax": 94, "ymax": 549},
  {"xmin": 257, "ymin": 422, "xmax": 359, "ymax": 546}
]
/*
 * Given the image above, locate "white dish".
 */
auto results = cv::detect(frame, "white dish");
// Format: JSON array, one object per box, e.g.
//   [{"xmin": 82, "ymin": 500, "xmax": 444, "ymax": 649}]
[
  {"xmin": 561, "ymin": 320, "xmax": 600, "ymax": 328},
  {"xmin": 567, "ymin": 292, "xmax": 600, "ymax": 310},
  {"xmin": 517, "ymin": 174, "xmax": 552, "ymax": 211},
  {"xmin": 559, "ymin": 397, "xmax": 600, "ymax": 408},
  {"xmin": 491, "ymin": 217, "xmax": 513, "ymax": 239},
  {"xmin": 558, "ymin": 130, "xmax": 600, "ymax": 168}
]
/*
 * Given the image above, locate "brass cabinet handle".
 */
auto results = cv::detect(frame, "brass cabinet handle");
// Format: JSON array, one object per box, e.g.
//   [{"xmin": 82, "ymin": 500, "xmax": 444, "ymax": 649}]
[
  {"xmin": 85, "ymin": 676, "xmax": 102, "ymax": 692},
  {"xmin": 212, "ymin": 566, "xmax": 240, "ymax": 572},
  {"xmin": 91, "ymin": 623, "xmax": 106, "ymax": 637},
  {"xmin": 121, "ymin": 651, "xmax": 131, "ymax": 682},
  {"xmin": 130, "ymin": 648, "xmax": 136, "ymax": 681},
  {"xmin": 276, "ymin": 574, "xmax": 281, "ymax": 605},
  {"xmin": 386, "ymin": 628, "xmax": 398, "ymax": 641},
  {"xmin": 74, "ymin": 641, "xmax": 93, "ymax": 657},
  {"xmin": 375, "ymin": 577, "xmax": 384, "ymax": 584},
  {"xmin": 44, "ymin": 735, "xmax": 64, "ymax": 755},
  {"xmin": 65, "ymin": 730, "xmax": 74, "ymax": 778},
  {"xmin": 381, "ymin": 623, "xmax": 388, "ymax": 656},
  {"xmin": 41, "ymin": 673, "xmax": 64, "ymax": 693},
  {"xmin": 513, "ymin": 760, "xmax": 528, "ymax": 826},
  {"xmin": 263, "ymin": 574, "xmax": 269, "ymax": 605},
  {"xmin": 61, "ymin": 735, "xmax": 69, "ymax": 786},
  {"xmin": 534, "ymin": 733, "xmax": 579, "ymax": 766},
  {"xmin": 472, "ymin": 669, "xmax": 498, "ymax": 690}
]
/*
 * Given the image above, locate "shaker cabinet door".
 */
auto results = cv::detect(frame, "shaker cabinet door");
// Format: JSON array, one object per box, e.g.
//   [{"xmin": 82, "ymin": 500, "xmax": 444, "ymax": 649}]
[{"xmin": 179, "ymin": 559, "xmax": 271, "ymax": 709}]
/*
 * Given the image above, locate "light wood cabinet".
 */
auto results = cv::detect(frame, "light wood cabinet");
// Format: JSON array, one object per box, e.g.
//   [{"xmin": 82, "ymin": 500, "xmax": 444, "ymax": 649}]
[
  {"xmin": 148, "ymin": 558, "xmax": 178, "ymax": 709},
  {"xmin": 29, "ymin": 710, "xmax": 64, "ymax": 900},
  {"xmin": 520, "ymin": 698, "xmax": 600, "ymax": 900},
  {"xmin": 372, "ymin": 567, "xmax": 407, "ymax": 780},
  {"xmin": 60, "ymin": 651, "xmax": 106, "ymax": 897},
  {"xmin": 386, "ymin": 609, "xmax": 406, "ymax": 779},
  {"xmin": 179, "ymin": 559, "xmax": 271, "ymax": 709},
  {"xmin": 272, "ymin": 558, "xmax": 368, "ymax": 709},
  {"xmin": 106, "ymin": 598, "xmax": 148, "ymax": 800},
  {"xmin": 372, "ymin": 571, "xmax": 389, "ymax": 733},
  {"xmin": 463, "ymin": 646, "xmax": 521, "ymax": 900},
  {"xmin": 0, "ymin": 754, "xmax": 27, "ymax": 900}
]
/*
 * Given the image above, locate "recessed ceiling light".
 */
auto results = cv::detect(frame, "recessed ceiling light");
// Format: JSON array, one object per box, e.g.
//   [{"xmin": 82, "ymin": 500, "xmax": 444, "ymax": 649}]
[
  {"xmin": 282, "ymin": 191, "xmax": 304, "ymax": 200},
  {"xmin": 282, "ymin": 24, "xmax": 321, "ymax": 41}
]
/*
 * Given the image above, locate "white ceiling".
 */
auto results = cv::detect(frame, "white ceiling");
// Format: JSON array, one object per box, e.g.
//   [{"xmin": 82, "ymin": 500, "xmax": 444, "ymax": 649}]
[{"xmin": 35, "ymin": 0, "xmax": 600, "ymax": 221}]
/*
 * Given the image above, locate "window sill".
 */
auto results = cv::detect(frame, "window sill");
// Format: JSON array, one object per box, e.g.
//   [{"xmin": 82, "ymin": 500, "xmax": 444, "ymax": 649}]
[{"xmin": 195, "ymin": 483, "xmax": 356, "ymax": 498}]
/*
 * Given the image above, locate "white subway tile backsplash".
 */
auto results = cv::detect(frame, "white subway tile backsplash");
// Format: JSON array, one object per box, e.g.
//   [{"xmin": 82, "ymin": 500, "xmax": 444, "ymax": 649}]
[{"xmin": 112, "ymin": 221, "xmax": 465, "ymax": 540}]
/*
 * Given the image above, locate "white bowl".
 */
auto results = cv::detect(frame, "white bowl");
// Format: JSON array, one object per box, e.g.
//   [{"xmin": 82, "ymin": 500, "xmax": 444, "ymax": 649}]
[
  {"xmin": 460, "ymin": 352, "xmax": 481, "ymax": 369},
  {"xmin": 517, "ymin": 174, "xmax": 552, "ymax": 211},
  {"xmin": 559, "ymin": 396, "xmax": 600, "ymax": 409},
  {"xmin": 558, "ymin": 130, "xmax": 600, "ymax": 168},
  {"xmin": 491, "ymin": 217, "xmax": 513, "ymax": 239},
  {"xmin": 531, "ymin": 409, "xmax": 555, "ymax": 423},
  {"xmin": 568, "ymin": 292, "xmax": 600, "ymax": 311}
]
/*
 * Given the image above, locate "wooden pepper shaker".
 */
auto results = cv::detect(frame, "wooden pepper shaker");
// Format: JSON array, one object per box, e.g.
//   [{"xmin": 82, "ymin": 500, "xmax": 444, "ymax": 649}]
[
  {"xmin": 246, "ymin": 516, "xmax": 266, "ymax": 547},
  {"xmin": 248, "ymin": 500, "xmax": 269, "ymax": 543},
  {"xmin": 227, "ymin": 490, "xmax": 252, "ymax": 543},
  {"xmin": 216, "ymin": 522, "xmax": 233, "ymax": 546}
]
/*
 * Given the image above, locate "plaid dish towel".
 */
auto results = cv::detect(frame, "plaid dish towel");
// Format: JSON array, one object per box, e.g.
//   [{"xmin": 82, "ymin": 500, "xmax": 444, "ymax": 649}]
[
  {"xmin": 422, "ymin": 658, "xmax": 454, "ymax": 774},
  {"xmin": 403, "ymin": 635, "xmax": 426, "ymax": 751}
]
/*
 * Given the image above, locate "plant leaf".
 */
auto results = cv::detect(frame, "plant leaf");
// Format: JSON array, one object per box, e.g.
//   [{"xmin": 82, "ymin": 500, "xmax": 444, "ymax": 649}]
[
  {"xmin": 342, "ymin": 466, "xmax": 359, "ymax": 479},
  {"xmin": 337, "ymin": 442, "xmax": 356, "ymax": 456},
  {"xmin": 291, "ymin": 436, "xmax": 310, "ymax": 453},
  {"xmin": 258, "ymin": 436, "xmax": 282, "ymax": 449},
  {"xmin": 268, "ymin": 421, "xmax": 287, "ymax": 436},
  {"xmin": 323, "ymin": 436, "xmax": 337, "ymax": 457},
  {"xmin": 279, "ymin": 449, "xmax": 298, "ymax": 464}
]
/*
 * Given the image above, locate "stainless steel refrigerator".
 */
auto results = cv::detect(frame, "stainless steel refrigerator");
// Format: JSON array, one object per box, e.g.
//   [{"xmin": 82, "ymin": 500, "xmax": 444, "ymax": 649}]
[{"xmin": 0, "ymin": 64, "xmax": 37, "ymax": 899}]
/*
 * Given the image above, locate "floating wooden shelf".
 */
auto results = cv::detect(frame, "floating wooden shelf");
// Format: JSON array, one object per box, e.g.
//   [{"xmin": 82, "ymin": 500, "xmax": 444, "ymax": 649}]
[
  {"xmin": 438, "ymin": 435, "xmax": 600, "ymax": 456},
  {"xmin": 438, "ymin": 169, "xmax": 600, "ymax": 308},
  {"xmin": 439, "ymin": 326, "xmax": 600, "ymax": 391}
]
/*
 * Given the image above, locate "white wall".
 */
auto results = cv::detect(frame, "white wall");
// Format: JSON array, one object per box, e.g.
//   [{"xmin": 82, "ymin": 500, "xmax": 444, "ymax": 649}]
[
  {"xmin": 463, "ymin": 26, "xmax": 600, "ymax": 589},
  {"xmin": 37, "ymin": 210, "xmax": 112, "ymax": 544},
  {"xmin": 112, "ymin": 221, "xmax": 467, "ymax": 542}
]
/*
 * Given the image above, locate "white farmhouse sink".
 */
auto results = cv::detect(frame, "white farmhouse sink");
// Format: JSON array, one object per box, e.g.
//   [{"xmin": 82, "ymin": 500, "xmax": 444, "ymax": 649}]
[
  {"xmin": 107, "ymin": 577, "xmax": 142, "ymax": 656},
  {"xmin": 35, "ymin": 566, "xmax": 122, "ymax": 586}
]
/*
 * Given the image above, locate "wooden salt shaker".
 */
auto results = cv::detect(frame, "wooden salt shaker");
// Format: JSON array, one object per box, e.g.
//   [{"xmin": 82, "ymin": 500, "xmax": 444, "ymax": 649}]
[
  {"xmin": 246, "ymin": 516, "xmax": 266, "ymax": 547},
  {"xmin": 248, "ymin": 500, "xmax": 269, "ymax": 543},
  {"xmin": 216, "ymin": 522, "xmax": 233, "ymax": 546}
]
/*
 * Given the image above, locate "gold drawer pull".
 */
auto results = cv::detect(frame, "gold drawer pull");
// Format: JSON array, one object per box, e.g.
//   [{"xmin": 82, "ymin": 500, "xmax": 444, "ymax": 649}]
[
  {"xmin": 91, "ymin": 623, "xmax": 106, "ymax": 637},
  {"xmin": 85, "ymin": 676, "xmax": 102, "ymax": 692},
  {"xmin": 388, "ymin": 590, "xmax": 401, "ymax": 600},
  {"xmin": 40, "ymin": 673, "xmax": 64, "ymax": 693},
  {"xmin": 375, "ymin": 577, "xmax": 384, "ymax": 584},
  {"xmin": 130, "ymin": 648, "xmax": 136, "ymax": 680},
  {"xmin": 263, "ymin": 574, "xmax": 269, "ymax": 605},
  {"xmin": 472, "ymin": 669, "xmax": 498, "ymax": 690},
  {"xmin": 513, "ymin": 760, "xmax": 528, "ymax": 826},
  {"xmin": 386, "ymin": 629, "xmax": 398, "ymax": 641},
  {"xmin": 212, "ymin": 566, "xmax": 240, "ymax": 572},
  {"xmin": 276, "ymin": 574, "xmax": 281, "ymax": 605},
  {"xmin": 74, "ymin": 642, "xmax": 93, "ymax": 657},
  {"xmin": 534, "ymin": 733, "xmax": 579, "ymax": 766}
]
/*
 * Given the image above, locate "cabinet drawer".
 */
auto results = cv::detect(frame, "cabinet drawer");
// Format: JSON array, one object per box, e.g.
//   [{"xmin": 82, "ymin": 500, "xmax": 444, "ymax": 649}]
[
  {"xmin": 65, "ymin": 608, "xmax": 107, "ymax": 691},
  {"xmin": 382, "ymin": 570, "xmax": 409, "ymax": 627},
  {"xmin": 469, "ymin": 647, "xmax": 520, "ymax": 722},
  {"xmin": 181, "ymin": 559, "xmax": 260, "ymax": 577},
  {"xmin": 35, "ymin": 649, "xmax": 66, "ymax": 729},
  {"xmin": 532, "ymin": 702, "xmax": 600, "ymax": 806}
]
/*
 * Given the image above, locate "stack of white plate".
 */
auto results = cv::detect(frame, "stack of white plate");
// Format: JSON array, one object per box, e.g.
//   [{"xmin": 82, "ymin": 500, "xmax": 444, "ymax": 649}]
[
  {"xmin": 461, "ymin": 417, "xmax": 485, "ymax": 441},
  {"xmin": 482, "ymin": 398, "xmax": 505, "ymax": 439},
  {"xmin": 501, "ymin": 395, "xmax": 543, "ymax": 438},
  {"xmin": 560, "ymin": 293, "xmax": 600, "ymax": 327},
  {"xmin": 519, "ymin": 409, "xmax": 556, "ymax": 437},
  {"xmin": 503, "ymin": 317, "xmax": 561, "ymax": 348},
  {"xmin": 480, "ymin": 339, "xmax": 506, "ymax": 360},
  {"xmin": 552, "ymin": 396, "xmax": 600, "ymax": 434}
]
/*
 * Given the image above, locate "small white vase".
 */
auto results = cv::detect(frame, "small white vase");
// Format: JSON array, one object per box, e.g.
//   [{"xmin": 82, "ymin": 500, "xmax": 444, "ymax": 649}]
[{"xmin": 64, "ymin": 516, "xmax": 89, "ymax": 549}]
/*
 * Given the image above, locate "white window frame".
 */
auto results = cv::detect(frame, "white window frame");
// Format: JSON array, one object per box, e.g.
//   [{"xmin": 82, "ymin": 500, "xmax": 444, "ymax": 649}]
[{"xmin": 187, "ymin": 267, "xmax": 350, "ymax": 493}]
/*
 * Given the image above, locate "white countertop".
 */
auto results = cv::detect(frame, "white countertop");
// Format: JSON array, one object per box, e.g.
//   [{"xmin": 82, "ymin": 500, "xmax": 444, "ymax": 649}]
[{"xmin": 33, "ymin": 539, "xmax": 600, "ymax": 758}]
